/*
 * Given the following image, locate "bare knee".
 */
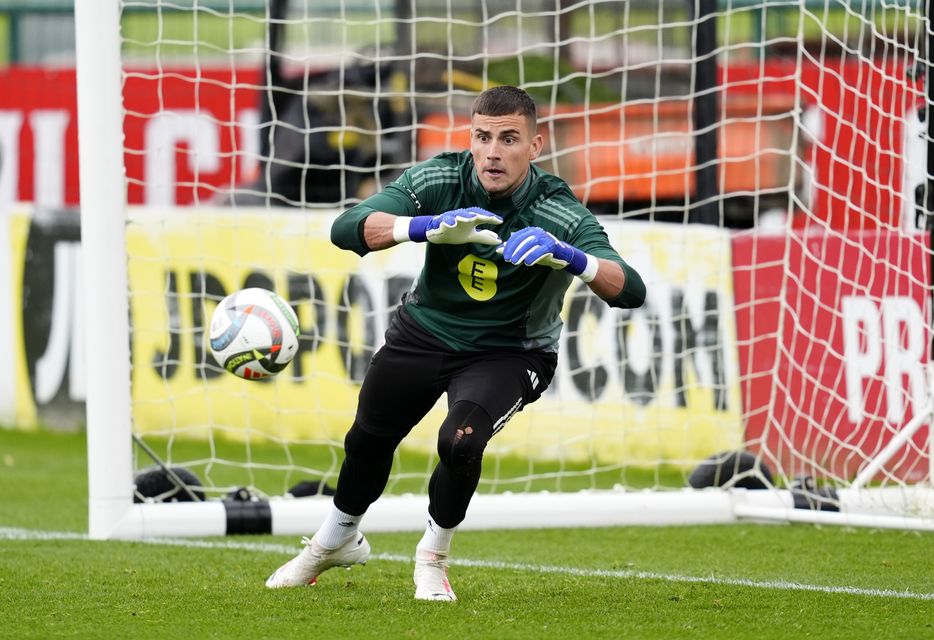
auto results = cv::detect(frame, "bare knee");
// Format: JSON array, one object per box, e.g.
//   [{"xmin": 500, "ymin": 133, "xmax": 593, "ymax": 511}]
[{"xmin": 436, "ymin": 401, "xmax": 493, "ymax": 469}]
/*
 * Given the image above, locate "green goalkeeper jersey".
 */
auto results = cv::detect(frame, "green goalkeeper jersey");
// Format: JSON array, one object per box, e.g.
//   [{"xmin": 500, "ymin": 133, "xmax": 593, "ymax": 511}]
[{"xmin": 331, "ymin": 150, "xmax": 641, "ymax": 352}]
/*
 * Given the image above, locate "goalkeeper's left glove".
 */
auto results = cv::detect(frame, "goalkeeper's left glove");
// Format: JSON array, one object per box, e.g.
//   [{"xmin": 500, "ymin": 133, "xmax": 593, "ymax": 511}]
[{"xmin": 498, "ymin": 226, "xmax": 599, "ymax": 283}]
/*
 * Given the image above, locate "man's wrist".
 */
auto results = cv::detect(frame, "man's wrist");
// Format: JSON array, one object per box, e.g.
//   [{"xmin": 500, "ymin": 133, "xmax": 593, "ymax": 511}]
[
  {"xmin": 564, "ymin": 247, "xmax": 597, "ymax": 282},
  {"xmin": 577, "ymin": 254, "xmax": 599, "ymax": 283},
  {"xmin": 565, "ymin": 248, "xmax": 598, "ymax": 283},
  {"xmin": 393, "ymin": 216, "xmax": 431, "ymax": 243},
  {"xmin": 391, "ymin": 216, "xmax": 411, "ymax": 243}
]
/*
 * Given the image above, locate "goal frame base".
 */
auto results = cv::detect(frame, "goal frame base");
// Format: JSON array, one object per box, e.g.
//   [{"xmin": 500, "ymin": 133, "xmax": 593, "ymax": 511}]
[{"xmin": 89, "ymin": 487, "xmax": 934, "ymax": 540}]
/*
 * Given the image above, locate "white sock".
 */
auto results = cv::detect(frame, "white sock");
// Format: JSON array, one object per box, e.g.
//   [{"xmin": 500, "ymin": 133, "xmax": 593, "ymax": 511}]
[
  {"xmin": 313, "ymin": 504, "xmax": 364, "ymax": 550},
  {"xmin": 416, "ymin": 516, "xmax": 456, "ymax": 555}
]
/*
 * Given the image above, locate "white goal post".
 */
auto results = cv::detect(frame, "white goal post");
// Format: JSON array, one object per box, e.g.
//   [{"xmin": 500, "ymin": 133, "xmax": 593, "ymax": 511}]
[
  {"xmin": 75, "ymin": 0, "xmax": 135, "ymax": 539},
  {"xmin": 75, "ymin": 0, "xmax": 934, "ymax": 539}
]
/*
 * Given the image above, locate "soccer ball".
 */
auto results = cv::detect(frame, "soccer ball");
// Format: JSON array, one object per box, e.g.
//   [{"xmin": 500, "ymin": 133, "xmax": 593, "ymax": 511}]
[{"xmin": 209, "ymin": 288, "xmax": 300, "ymax": 380}]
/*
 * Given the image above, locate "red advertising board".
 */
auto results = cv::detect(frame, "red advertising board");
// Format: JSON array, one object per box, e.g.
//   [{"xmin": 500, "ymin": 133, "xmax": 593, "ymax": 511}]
[
  {"xmin": 723, "ymin": 57, "xmax": 921, "ymax": 230},
  {"xmin": 0, "ymin": 58, "xmax": 923, "ymax": 231},
  {"xmin": 733, "ymin": 230, "xmax": 931, "ymax": 482},
  {"xmin": 0, "ymin": 67, "xmax": 80, "ymax": 205},
  {"xmin": 0, "ymin": 66, "xmax": 262, "ymax": 208},
  {"xmin": 121, "ymin": 67, "xmax": 262, "ymax": 206}
]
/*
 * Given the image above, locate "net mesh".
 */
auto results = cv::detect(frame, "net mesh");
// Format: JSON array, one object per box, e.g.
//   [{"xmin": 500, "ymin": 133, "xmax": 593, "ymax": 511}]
[{"xmin": 116, "ymin": 0, "xmax": 932, "ymax": 513}]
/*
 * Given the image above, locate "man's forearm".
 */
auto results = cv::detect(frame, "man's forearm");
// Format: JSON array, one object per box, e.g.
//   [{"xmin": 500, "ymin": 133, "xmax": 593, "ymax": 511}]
[
  {"xmin": 586, "ymin": 258, "xmax": 626, "ymax": 300},
  {"xmin": 361, "ymin": 212, "xmax": 401, "ymax": 251}
]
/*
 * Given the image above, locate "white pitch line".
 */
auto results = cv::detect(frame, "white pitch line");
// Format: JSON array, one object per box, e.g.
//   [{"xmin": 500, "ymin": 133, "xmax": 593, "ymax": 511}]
[{"xmin": 2, "ymin": 526, "xmax": 932, "ymax": 602}]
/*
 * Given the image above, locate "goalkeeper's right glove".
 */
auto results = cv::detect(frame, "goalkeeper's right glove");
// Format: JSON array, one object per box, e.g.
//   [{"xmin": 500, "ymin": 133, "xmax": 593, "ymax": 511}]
[
  {"xmin": 498, "ymin": 226, "xmax": 599, "ymax": 283},
  {"xmin": 392, "ymin": 208, "xmax": 503, "ymax": 246}
]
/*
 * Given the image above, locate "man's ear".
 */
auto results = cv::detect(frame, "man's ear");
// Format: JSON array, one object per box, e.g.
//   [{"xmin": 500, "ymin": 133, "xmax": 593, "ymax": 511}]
[{"xmin": 529, "ymin": 133, "xmax": 544, "ymax": 161}]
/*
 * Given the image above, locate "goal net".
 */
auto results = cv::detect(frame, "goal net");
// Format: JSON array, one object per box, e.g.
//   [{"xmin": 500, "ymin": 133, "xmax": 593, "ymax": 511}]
[{"xmin": 75, "ymin": 0, "xmax": 934, "ymax": 538}]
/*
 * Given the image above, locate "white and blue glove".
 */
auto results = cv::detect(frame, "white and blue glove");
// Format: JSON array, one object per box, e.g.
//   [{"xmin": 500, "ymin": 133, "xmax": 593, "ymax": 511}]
[
  {"xmin": 393, "ymin": 208, "xmax": 503, "ymax": 246},
  {"xmin": 498, "ymin": 226, "xmax": 599, "ymax": 283}
]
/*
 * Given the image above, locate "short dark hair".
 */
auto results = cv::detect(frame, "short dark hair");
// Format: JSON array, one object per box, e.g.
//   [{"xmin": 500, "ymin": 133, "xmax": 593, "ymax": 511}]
[{"xmin": 471, "ymin": 85, "xmax": 537, "ymax": 130}]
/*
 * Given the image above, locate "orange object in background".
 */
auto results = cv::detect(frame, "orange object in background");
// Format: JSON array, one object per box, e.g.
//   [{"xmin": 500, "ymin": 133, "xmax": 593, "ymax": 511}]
[{"xmin": 418, "ymin": 93, "xmax": 795, "ymax": 206}]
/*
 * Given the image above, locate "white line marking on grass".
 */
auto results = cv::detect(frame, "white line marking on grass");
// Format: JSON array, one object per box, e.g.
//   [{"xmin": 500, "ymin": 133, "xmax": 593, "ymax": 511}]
[{"xmin": 2, "ymin": 526, "xmax": 932, "ymax": 601}]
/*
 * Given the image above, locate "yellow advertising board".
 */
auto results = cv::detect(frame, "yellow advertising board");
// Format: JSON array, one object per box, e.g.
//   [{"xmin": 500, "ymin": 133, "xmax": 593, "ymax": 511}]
[
  {"xmin": 126, "ymin": 207, "xmax": 742, "ymax": 466},
  {"xmin": 3, "ymin": 207, "xmax": 37, "ymax": 428}
]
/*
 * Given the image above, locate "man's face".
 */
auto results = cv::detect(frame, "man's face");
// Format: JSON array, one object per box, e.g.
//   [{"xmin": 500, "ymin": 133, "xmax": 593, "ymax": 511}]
[{"xmin": 470, "ymin": 112, "xmax": 543, "ymax": 198}]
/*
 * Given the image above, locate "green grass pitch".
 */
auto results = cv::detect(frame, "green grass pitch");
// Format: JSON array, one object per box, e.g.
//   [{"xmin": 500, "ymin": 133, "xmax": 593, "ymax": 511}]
[{"xmin": 2, "ymin": 428, "xmax": 934, "ymax": 639}]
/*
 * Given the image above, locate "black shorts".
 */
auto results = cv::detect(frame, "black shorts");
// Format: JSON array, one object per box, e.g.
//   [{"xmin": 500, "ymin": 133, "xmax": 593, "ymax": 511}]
[{"xmin": 354, "ymin": 307, "xmax": 558, "ymax": 438}]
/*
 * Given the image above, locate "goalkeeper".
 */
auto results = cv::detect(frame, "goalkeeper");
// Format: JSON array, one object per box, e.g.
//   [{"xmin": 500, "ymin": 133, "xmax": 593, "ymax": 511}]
[{"xmin": 266, "ymin": 85, "xmax": 645, "ymax": 601}]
